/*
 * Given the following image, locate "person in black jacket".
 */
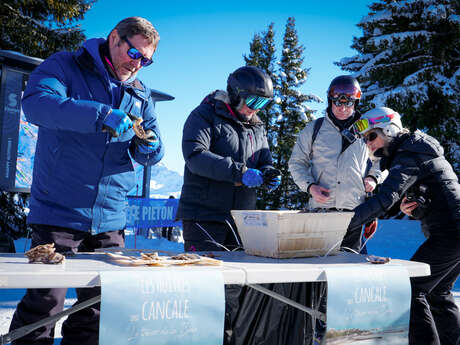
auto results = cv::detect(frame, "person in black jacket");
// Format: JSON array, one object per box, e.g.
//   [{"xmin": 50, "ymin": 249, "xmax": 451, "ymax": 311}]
[
  {"xmin": 176, "ymin": 66, "xmax": 281, "ymax": 252},
  {"xmin": 350, "ymin": 106, "xmax": 460, "ymax": 345},
  {"xmin": 177, "ymin": 66, "xmax": 301, "ymax": 345}
]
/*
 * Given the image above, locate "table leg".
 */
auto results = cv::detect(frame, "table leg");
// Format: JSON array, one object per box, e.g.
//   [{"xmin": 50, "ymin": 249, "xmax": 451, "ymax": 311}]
[{"xmin": 1, "ymin": 295, "xmax": 101, "ymax": 344}]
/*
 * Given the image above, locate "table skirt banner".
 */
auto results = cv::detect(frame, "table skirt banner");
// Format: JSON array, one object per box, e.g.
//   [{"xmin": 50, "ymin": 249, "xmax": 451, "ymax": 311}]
[
  {"xmin": 325, "ymin": 265, "xmax": 411, "ymax": 344},
  {"xmin": 99, "ymin": 270, "xmax": 225, "ymax": 345}
]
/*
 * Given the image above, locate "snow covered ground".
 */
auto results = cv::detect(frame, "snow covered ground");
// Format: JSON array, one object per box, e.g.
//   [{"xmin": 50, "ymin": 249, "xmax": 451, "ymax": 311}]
[{"xmin": 0, "ymin": 220, "xmax": 458, "ymax": 344}]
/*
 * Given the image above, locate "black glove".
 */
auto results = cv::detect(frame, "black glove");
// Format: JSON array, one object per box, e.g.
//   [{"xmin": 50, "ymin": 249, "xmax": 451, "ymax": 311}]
[
  {"xmin": 262, "ymin": 168, "xmax": 282, "ymax": 191},
  {"xmin": 133, "ymin": 130, "xmax": 160, "ymax": 154}
]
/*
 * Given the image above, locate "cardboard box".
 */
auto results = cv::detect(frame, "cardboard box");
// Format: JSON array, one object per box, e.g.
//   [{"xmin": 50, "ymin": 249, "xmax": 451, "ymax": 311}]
[{"xmin": 231, "ymin": 210, "xmax": 354, "ymax": 258}]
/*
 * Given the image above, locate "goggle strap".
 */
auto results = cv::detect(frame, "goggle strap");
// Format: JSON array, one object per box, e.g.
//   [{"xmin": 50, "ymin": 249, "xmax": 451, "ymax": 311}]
[{"xmin": 354, "ymin": 113, "xmax": 396, "ymax": 134}]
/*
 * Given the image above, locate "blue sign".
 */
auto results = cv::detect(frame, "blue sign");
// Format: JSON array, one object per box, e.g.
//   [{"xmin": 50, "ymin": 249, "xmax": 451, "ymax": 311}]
[
  {"xmin": 127, "ymin": 198, "xmax": 180, "ymax": 228},
  {"xmin": 99, "ymin": 270, "xmax": 225, "ymax": 345},
  {"xmin": 325, "ymin": 265, "xmax": 411, "ymax": 344}
]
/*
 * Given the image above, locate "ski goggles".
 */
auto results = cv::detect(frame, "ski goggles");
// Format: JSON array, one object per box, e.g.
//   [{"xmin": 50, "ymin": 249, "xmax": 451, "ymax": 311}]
[
  {"xmin": 354, "ymin": 113, "xmax": 395, "ymax": 134},
  {"xmin": 122, "ymin": 37, "xmax": 153, "ymax": 67},
  {"xmin": 330, "ymin": 94, "xmax": 356, "ymax": 107},
  {"xmin": 245, "ymin": 95, "xmax": 271, "ymax": 110}
]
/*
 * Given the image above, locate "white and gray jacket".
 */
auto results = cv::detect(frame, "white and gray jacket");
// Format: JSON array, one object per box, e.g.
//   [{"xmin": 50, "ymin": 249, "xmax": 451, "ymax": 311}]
[{"xmin": 288, "ymin": 114, "xmax": 385, "ymax": 210}]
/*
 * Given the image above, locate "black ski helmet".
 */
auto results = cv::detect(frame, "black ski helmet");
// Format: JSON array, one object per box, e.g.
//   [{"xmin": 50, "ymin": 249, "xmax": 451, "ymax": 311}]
[
  {"xmin": 227, "ymin": 66, "xmax": 274, "ymax": 107},
  {"xmin": 327, "ymin": 75, "xmax": 361, "ymax": 107}
]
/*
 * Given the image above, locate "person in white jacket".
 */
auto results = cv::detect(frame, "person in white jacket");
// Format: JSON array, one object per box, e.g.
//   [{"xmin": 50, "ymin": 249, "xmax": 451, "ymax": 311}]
[{"xmin": 289, "ymin": 75, "xmax": 385, "ymax": 253}]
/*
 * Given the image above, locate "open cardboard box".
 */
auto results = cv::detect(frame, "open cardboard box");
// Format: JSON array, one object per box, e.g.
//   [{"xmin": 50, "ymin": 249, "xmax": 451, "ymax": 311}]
[{"xmin": 231, "ymin": 210, "xmax": 354, "ymax": 258}]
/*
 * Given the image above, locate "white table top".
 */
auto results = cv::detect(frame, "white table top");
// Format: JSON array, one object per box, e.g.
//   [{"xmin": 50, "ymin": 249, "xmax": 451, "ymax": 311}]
[{"xmin": 0, "ymin": 252, "xmax": 430, "ymax": 288}]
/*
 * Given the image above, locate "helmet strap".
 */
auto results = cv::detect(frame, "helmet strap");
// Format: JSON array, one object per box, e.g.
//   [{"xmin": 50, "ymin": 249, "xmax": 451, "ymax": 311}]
[{"xmin": 235, "ymin": 98, "xmax": 245, "ymax": 112}]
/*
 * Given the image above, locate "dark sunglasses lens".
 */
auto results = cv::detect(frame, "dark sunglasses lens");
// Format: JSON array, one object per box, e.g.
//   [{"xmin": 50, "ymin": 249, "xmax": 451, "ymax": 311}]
[
  {"xmin": 140, "ymin": 58, "xmax": 153, "ymax": 67},
  {"xmin": 127, "ymin": 48, "xmax": 142, "ymax": 59},
  {"xmin": 127, "ymin": 48, "xmax": 153, "ymax": 67},
  {"xmin": 365, "ymin": 132, "xmax": 378, "ymax": 143}
]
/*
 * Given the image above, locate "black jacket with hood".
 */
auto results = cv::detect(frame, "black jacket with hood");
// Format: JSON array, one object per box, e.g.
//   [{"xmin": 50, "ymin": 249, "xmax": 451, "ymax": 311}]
[
  {"xmin": 349, "ymin": 130, "xmax": 460, "ymax": 238},
  {"xmin": 176, "ymin": 90, "xmax": 274, "ymax": 222}
]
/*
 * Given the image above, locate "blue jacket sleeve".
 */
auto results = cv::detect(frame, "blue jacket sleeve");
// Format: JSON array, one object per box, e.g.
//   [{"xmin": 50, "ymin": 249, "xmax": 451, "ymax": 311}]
[
  {"xmin": 182, "ymin": 107, "xmax": 245, "ymax": 183},
  {"xmin": 348, "ymin": 152, "xmax": 420, "ymax": 229},
  {"xmin": 21, "ymin": 52, "xmax": 112, "ymax": 133},
  {"xmin": 129, "ymin": 97, "xmax": 164, "ymax": 166}
]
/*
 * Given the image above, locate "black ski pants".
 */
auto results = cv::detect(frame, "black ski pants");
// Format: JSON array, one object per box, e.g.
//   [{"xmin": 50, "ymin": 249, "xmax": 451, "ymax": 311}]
[
  {"xmin": 409, "ymin": 235, "xmax": 460, "ymax": 345},
  {"xmin": 182, "ymin": 220, "xmax": 241, "ymax": 252},
  {"xmin": 9, "ymin": 224, "xmax": 125, "ymax": 345},
  {"xmin": 341, "ymin": 221, "xmax": 367, "ymax": 254}
]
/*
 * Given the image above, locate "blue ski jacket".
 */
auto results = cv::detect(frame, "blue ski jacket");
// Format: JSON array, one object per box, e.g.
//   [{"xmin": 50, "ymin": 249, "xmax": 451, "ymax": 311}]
[{"xmin": 22, "ymin": 38, "xmax": 164, "ymax": 233}]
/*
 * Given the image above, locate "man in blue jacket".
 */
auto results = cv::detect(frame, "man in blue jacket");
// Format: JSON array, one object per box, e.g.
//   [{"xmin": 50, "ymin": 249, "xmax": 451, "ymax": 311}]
[{"xmin": 10, "ymin": 17, "xmax": 164, "ymax": 345}]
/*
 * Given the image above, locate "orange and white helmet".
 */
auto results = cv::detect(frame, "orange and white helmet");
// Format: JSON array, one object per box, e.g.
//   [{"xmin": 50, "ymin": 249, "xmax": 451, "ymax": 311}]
[{"xmin": 355, "ymin": 107, "xmax": 403, "ymax": 137}]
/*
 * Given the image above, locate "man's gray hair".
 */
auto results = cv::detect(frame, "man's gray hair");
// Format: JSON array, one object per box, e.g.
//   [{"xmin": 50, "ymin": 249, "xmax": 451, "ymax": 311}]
[{"xmin": 110, "ymin": 17, "xmax": 160, "ymax": 48}]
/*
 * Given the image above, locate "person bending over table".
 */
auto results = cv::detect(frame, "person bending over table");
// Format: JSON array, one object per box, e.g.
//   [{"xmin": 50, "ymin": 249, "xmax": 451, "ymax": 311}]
[{"xmin": 349, "ymin": 106, "xmax": 460, "ymax": 345}]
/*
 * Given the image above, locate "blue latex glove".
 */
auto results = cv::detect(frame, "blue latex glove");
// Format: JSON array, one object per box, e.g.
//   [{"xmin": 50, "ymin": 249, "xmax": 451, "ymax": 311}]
[
  {"xmin": 242, "ymin": 168, "xmax": 263, "ymax": 188},
  {"xmin": 103, "ymin": 109, "xmax": 132, "ymax": 137},
  {"xmin": 135, "ymin": 132, "xmax": 160, "ymax": 154}
]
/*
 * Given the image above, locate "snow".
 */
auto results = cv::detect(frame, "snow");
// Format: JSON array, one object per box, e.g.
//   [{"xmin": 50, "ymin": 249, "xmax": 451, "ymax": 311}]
[
  {"xmin": 0, "ymin": 220, "xmax": 458, "ymax": 344},
  {"xmin": 449, "ymin": 14, "xmax": 460, "ymax": 23},
  {"xmin": 369, "ymin": 30, "xmax": 432, "ymax": 47},
  {"xmin": 359, "ymin": 10, "xmax": 393, "ymax": 25},
  {"xmin": 309, "ymin": 94, "xmax": 324, "ymax": 103},
  {"xmin": 371, "ymin": 83, "xmax": 429, "ymax": 107},
  {"xmin": 338, "ymin": 0, "xmax": 459, "ymax": 119}
]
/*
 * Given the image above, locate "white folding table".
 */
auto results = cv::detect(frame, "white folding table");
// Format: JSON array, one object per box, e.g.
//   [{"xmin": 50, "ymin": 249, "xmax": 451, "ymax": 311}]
[
  {"xmin": 0, "ymin": 252, "xmax": 430, "ymax": 344},
  {"xmin": 0, "ymin": 251, "xmax": 430, "ymax": 287}
]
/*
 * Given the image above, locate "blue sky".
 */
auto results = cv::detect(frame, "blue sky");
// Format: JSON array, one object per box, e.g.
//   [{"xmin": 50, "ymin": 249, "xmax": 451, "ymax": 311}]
[{"xmin": 81, "ymin": 0, "xmax": 373, "ymax": 173}]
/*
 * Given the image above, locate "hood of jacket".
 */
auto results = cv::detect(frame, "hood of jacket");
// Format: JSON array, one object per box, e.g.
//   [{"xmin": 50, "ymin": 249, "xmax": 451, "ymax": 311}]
[
  {"xmin": 74, "ymin": 38, "xmax": 148, "ymax": 96},
  {"xmin": 381, "ymin": 130, "xmax": 443, "ymax": 170},
  {"xmin": 75, "ymin": 38, "xmax": 108, "ymax": 78}
]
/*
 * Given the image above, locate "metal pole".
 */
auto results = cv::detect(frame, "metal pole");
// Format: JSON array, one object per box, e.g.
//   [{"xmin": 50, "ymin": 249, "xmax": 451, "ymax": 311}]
[
  {"xmin": 1, "ymin": 295, "xmax": 101, "ymax": 345},
  {"xmin": 142, "ymin": 165, "xmax": 151, "ymax": 198},
  {"xmin": 247, "ymin": 284, "xmax": 326, "ymax": 321}
]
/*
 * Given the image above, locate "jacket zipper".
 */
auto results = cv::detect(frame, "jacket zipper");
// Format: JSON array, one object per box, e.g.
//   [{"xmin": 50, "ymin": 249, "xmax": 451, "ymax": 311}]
[{"xmin": 249, "ymin": 132, "xmax": 255, "ymax": 162}]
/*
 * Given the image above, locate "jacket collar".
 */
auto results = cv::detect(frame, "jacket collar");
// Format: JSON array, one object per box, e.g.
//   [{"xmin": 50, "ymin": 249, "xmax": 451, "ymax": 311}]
[
  {"xmin": 207, "ymin": 90, "xmax": 263, "ymax": 126},
  {"xmin": 379, "ymin": 132, "xmax": 411, "ymax": 169},
  {"xmin": 74, "ymin": 38, "xmax": 148, "ymax": 99},
  {"xmin": 325, "ymin": 106, "xmax": 361, "ymax": 131}
]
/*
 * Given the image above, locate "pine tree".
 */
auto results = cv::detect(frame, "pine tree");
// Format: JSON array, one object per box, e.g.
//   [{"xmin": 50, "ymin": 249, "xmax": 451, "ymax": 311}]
[
  {"xmin": 337, "ymin": 0, "xmax": 460, "ymax": 173},
  {"xmin": 243, "ymin": 23, "xmax": 280, "ymax": 209},
  {"xmin": 244, "ymin": 23, "xmax": 278, "ymax": 147},
  {"xmin": 0, "ymin": 192, "xmax": 29, "ymax": 240},
  {"xmin": 0, "ymin": 0, "xmax": 95, "ymax": 58},
  {"xmin": 243, "ymin": 19, "xmax": 320, "ymax": 209},
  {"xmin": 271, "ymin": 17, "xmax": 318, "ymax": 209}
]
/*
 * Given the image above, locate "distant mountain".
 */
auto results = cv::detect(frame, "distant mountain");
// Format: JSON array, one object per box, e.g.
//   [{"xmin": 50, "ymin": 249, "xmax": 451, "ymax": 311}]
[
  {"xmin": 130, "ymin": 162, "xmax": 183, "ymax": 199},
  {"xmin": 149, "ymin": 162, "xmax": 183, "ymax": 198}
]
